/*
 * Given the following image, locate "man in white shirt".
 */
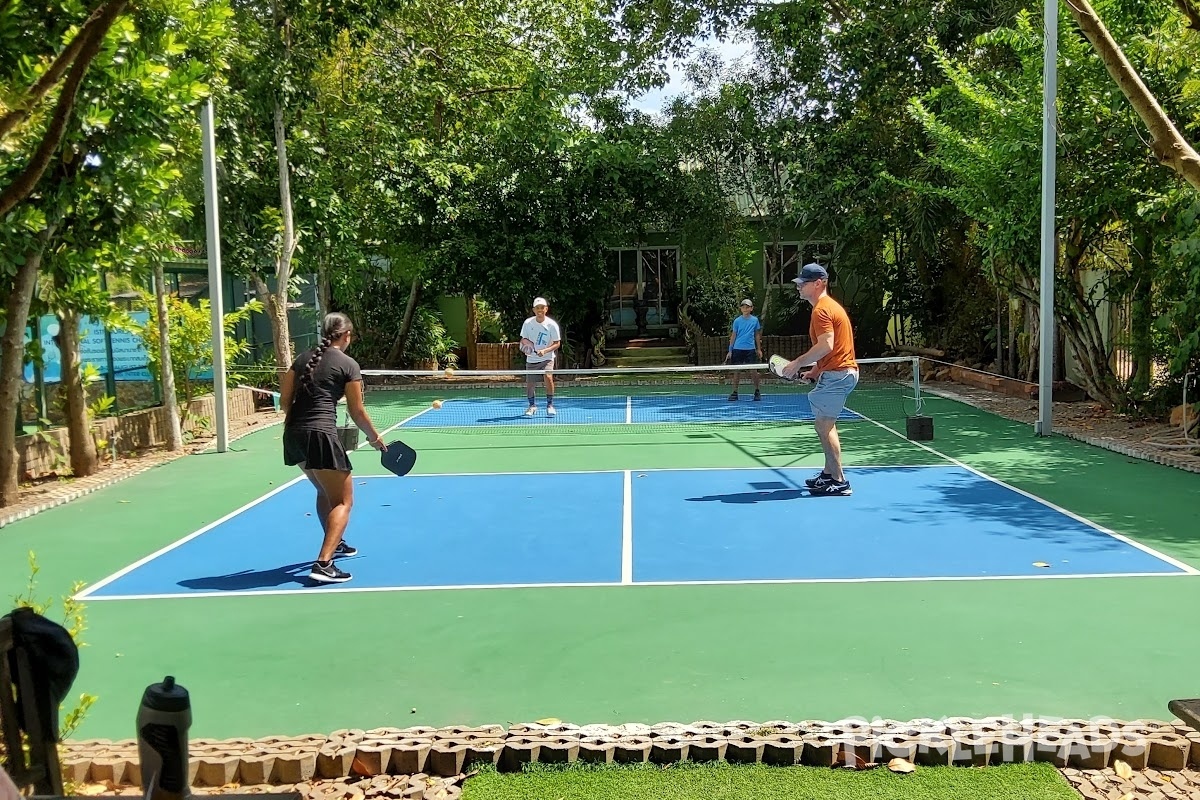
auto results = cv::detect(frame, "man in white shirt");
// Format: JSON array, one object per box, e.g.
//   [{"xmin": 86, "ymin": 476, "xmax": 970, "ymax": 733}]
[{"xmin": 520, "ymin": 296, "xmax": 561, "ymax": 416}]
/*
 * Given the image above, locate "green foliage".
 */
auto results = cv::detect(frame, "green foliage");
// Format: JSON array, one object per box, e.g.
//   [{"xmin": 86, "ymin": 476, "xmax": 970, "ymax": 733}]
[
  {"xmin": 685, "ymin": 257, "xmax": 756, "ymax": 336},
  {"xmin": 1160, "ymin": 196, "xmax": 1200, "ymax": 379},
  {"xmin": 136, "ymin": 293, "xmax": 263, "ymax": 410},
  {"xmin": 900, "ymin": 5, "xmax": 1186, "ymax": 404},
  {"xmin": 402, "ymin": 307, "xmax": 460, "ymax": 369},
  {"xmin": 12, "ymin": 552, "xmax": 97, "ymax": 741}
]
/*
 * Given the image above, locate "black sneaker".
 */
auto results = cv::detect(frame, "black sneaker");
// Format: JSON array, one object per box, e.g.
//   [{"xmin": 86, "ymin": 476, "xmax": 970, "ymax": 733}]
[
  {"xmin": 309, "ymin": 560, "xmax": 351, "ymax": 583},
  {"xmin": 805, "ymin": 471, "xmax": 832, "ymax": 488},
  {"xmin": 334, "ymin": 541, "xmax": 358, "ymax": 558},
  {"xmin": 810, "ymin": 479, "xmax": 852, "ymax": 496},
  {"xmin": 728, "ymin": 391, "xmax": 738, "ymax": 401}
]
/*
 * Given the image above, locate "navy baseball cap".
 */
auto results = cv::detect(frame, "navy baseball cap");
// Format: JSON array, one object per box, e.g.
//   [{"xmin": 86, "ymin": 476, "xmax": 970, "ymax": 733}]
[{"xmin": 792, "ymin": 263, "xmax": 828, "ymax": 284}]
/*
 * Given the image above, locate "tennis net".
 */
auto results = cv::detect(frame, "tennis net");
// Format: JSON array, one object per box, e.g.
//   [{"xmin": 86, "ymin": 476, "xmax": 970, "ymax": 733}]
[{"xmin": 354, "ymin": 356, "xmax": 924, "ymax": 436}]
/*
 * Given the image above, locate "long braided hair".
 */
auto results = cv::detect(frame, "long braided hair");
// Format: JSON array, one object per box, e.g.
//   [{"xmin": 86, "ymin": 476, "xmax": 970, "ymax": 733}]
[{"xmin": 299, "ymin": 312, "xmax": 353, "ymax": 393}]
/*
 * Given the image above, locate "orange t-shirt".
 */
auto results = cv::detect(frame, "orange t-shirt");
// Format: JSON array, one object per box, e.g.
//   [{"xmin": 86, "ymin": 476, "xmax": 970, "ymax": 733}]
[{"xmin": 809, "ymin": 294, "xmax": 857, "ymax": 376}]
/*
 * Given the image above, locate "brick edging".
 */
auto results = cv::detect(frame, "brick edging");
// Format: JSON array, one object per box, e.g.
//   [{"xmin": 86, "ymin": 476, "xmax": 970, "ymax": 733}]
[
  {"xmin": 0, "ymin": 417, "xmax": 285, "ymax": 529},
  {"xmin": 923, "ymin": 386, "xmax": 1200, "ymax": 475},
  {"xmin": 60, "ymin": 717, "xmax": 1200, "ymax": 788}
]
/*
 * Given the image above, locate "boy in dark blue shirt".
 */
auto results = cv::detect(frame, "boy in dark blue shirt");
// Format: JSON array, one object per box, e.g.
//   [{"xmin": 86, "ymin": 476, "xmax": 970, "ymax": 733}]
[{"xmin": 724, "ymin": 298, "xmax": 763, "ymax": 401}]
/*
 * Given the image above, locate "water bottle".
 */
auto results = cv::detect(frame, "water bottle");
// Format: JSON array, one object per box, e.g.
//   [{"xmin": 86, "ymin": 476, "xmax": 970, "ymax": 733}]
[{"xmin": 136, "ymin": 676, "xmax": 191, "ymax": 800}]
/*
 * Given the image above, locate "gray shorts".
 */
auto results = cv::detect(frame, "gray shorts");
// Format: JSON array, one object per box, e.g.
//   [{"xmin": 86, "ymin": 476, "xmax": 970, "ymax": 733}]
[
  {"xmin": 526, "ymin": 357, "xmax": 554, "ymax": 380},
  {"xmin": 808, "ymin": 369, "xmax": 858, "ymax": 419}
]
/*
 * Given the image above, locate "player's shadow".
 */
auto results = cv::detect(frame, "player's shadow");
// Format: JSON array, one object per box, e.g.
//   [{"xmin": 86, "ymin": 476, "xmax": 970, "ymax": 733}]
[
  {"xmin": 686, "ymin": 487, "xmax": 811, "ymax": 504},
  {"xmin": 178, "ymin": 560, "xmax": 337, "ymax": 591}
]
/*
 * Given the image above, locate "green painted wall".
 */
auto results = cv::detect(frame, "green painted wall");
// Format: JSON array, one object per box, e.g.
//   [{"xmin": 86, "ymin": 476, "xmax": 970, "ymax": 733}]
[{"xmin": 437, "ymin": 295, "xmax": 469, "ymax": 345}]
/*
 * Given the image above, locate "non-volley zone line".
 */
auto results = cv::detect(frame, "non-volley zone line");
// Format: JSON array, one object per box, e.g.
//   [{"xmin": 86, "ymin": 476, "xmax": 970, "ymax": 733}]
[{"xmin": 385, "ymin": 394, "xmax": 865, "ymax": 428}]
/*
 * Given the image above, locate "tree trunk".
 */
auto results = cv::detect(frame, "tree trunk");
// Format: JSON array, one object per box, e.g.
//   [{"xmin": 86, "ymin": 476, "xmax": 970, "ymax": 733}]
[
  {"xmin": 465, "ymin": 293, "xmax": 478, "ymax": 370},
  {"xmin": 1006, "ymin": 297, "xmax": 1019, "ymax": 378},
  {"xmin": 154, "ymin": 259, "xmax": 183, "ymax": 451},
  {"xmin": 1021, "ymin": 291, "xmax": 1040, "ymax": 383},
  {"xmin": 268, "ymin": 98, "xmax": 296, "ymax": 370},
  {"xmin": 385, "ymin": 275, "xmax": 421, "ymax": 367},
  {"xmin": 1056, "ymin": 250, "xmax": 1126, "ymax": 408},
  {"xmin": 253, "ymin": 273, "xmax": 293, "ymax": 371},
  {"xmin": 1065, "ymin": 0, "xmax": 1200, "ymax": 190},
  {"xmin": 0, "ymin": 0, "xmax": 129, "ymax": 218},
  {"xmin": 0, "ymin": 0, "xmax": 129, "ymax": 143},
  {"xmin": 1128, "ymin": 227, "xmax": 1154, "ymax": 397},
  {"xmin": 0, "ymin": 227, "xmax": 53, "ymax": 506},
  {"xmin": 57, "ymin": 308, "xmax": 98, "ymax": 477},
  {"xmin": 316, "ymin": 252, "xmax": 332, "ymax": 319}
]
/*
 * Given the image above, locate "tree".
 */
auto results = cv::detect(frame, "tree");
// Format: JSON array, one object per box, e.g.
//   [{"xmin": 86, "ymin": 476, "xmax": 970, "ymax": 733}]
[
  {"xmin": 216, "ymin": 0, "xmax": 406, "ymax": 371},
  {"xmin": 138, "ymin": 294, "xmax": 261, "ymax": 419},
  {"xmin": 0, "ymin": 0, "xmax": 231, "ymax": 504},
  {"xmin": 1064, "ymin": 0, "xmax": 1200, "ymax": 190},
  {"xmin": 152, "ymin": 258, "xmax": 184, "ymax": 451},
  {"xmin": 0, "ymin": 0, "xmax": 131, "ymax": 217},
  {"xmin": 906, "ymin": 10, "xmax": 1180, "ymax": 406}
]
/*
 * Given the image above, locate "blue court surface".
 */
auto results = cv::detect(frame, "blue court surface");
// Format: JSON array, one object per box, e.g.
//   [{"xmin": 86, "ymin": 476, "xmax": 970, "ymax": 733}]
[
  {"xmin": 399, "ymin": 393, "xmax": 862, "ymax": 427},
  {"xmin": 80, "ymin": 465, "xmax": 1192, "ymax": 600}
]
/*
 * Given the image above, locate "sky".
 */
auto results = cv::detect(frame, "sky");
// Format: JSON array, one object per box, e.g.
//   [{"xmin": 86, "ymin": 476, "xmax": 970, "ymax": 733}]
[{"xmin": 627, "ymin": 35, "xmax": 755, "ymax": 116}]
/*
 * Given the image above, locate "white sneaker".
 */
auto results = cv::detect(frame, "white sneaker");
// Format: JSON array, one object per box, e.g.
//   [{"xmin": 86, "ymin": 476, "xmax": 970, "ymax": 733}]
[
  {"xmin": 524, "ymin": 406, "xmax": 536, "ymax": 417},
  {"xmin": 547, "ymin": 405, "xmax": 556, "ymax": 416}
]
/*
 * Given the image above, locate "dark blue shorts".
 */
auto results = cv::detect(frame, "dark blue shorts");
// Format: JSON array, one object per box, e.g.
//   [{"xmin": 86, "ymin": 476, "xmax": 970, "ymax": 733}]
[{"xmin": 728, "ymin": 348, "xmax": 758, "ymax": 365}]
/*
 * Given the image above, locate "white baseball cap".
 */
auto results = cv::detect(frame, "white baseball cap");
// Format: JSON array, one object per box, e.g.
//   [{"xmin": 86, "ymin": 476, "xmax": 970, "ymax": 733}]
[
  {"xmin": 533, "ymin": 297, "xmax": 548, "ymax": 307},
  {"xmin": 740, "ymin": 298, "xmax": 753, "ymax": 307}
]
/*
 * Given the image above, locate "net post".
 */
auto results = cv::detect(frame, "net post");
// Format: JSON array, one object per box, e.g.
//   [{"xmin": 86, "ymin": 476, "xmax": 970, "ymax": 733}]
[{"xmin": 911, "ymin": 356, "xmax": 923, "ymax": 414}]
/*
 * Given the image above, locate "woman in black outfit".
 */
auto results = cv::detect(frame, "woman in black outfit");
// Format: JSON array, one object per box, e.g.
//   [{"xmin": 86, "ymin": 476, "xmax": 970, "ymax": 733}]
[{"xmin": 279, "ymin": 312, "xmax": 385, "ymax": 584}]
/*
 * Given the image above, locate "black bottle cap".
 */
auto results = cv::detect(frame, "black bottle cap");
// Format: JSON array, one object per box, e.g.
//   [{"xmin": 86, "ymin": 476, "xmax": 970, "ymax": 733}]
[{"xmin": 141, "ymin": 675, "xmax": 190, "ymax": 713}]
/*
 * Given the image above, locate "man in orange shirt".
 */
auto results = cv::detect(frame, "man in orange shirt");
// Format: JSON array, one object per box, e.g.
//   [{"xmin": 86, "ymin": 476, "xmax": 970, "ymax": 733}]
[{"xmin": 782, "ymin": 263, "xmax": 859, "ymax": 496}]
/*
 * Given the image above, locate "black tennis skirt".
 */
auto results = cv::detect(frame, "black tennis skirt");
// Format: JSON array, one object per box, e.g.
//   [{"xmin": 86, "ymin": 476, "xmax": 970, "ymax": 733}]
[{"xmin": 283, "ymin": 428, "xmax": 353, "ymax": 472}]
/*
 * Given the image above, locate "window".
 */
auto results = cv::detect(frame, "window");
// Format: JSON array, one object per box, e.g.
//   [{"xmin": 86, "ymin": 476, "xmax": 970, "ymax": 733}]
[
  {"xmin": 764, "ymin": 241, "xmax": 836, "ymax": 286},
  {"xmin": 606, "ymin": 247, "xmax": 680, "ymax": 328}
]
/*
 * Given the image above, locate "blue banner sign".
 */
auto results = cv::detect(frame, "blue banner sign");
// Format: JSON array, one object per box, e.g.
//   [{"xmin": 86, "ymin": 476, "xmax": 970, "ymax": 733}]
[{"xmin": 24, "ymin": 312, "xmax": 153, "ymax": 384}]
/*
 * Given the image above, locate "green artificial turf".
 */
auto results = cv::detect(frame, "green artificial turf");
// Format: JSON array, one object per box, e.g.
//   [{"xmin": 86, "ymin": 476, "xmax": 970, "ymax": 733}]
[{"xmin": 459, "ymin": 761, "xmax": 1079, "ymax": 800}]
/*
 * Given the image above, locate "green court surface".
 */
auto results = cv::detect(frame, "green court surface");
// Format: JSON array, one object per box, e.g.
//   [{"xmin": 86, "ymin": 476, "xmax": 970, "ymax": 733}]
[{"xmin": 1, "ymin": 385, "xmax": 1198, "ymax": 741}]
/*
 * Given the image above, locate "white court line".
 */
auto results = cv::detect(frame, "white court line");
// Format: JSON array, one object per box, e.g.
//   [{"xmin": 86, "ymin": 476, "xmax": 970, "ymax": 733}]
[
  {"xmin": 858, "ymin": 414, "xmax": 1200, "ymax": 576},
  {"xmin": 78, "ymin": 454, "xmax": 1196, "ymax": 603},
  {"xmin": 622, "ymin": 470, "xmax": 633, "ymax": 584},
  {"xmin": 625, "ymin": 396, "xmax": 632, "ymax": 424},
  {"xmin": 79, "ymin": 569, "xmax": 1195, "ymax": 602},
  {"xmin": 349, "ymin": 464, "xmax": 958, "ymax": 480},
  {"xmin": 73, "ymin": 474, "xmax": 308, "ymax": 600}
]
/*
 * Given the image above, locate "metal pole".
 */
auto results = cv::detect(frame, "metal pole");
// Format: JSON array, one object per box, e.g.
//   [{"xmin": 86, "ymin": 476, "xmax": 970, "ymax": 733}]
[
  {"xmin": 201, "ymin": 98, "xmax": 229, "ymax": 452},
  {"xmin": 1036, "ymin": 0, "xmax": 1058, "ymax": 436},
  {"xmin": 32, "ymin": 318, "xmax": 48, "ymax": 427},
  {"xmin": 99, "ymin": 272, "xmax": 119, "ymax": 411}
]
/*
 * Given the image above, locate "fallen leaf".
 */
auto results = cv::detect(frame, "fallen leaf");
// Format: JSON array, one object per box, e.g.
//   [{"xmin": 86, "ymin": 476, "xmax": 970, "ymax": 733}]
[
  {"xmin": 1114, "ymin": 760, "xmax": 1133, "ymax": 779},
  {"xmin": 1032, "ymin": 561, "xmax": 1051, "ymax": 568},
  {"xmin": 536, "ymin": 717, "xmax": 562, "ymax": 725},
  {"xmin": 887, "ymin": 758, "xmax": 916, "ymax": 774},
  {"xmin": 833, "ymin": 750, "xmax": 871, "ymax": 770}
]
